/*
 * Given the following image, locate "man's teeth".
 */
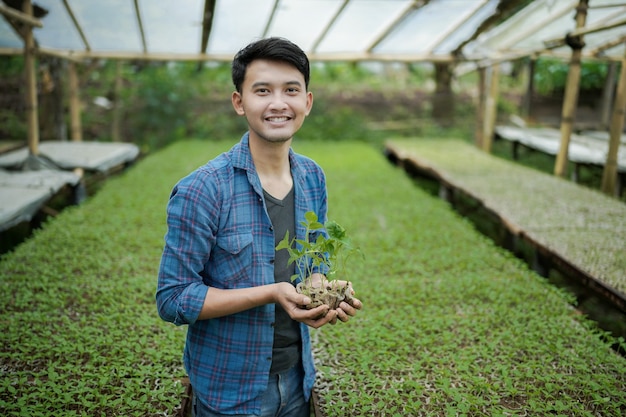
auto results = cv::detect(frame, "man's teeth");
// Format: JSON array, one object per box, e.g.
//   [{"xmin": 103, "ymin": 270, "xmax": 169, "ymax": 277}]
[{"xmin": 268, "ymin": 117, "xmax": 288, "ymax": 122}]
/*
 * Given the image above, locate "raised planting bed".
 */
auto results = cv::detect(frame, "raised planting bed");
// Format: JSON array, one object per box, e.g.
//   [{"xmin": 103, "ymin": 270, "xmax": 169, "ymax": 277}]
[
  {"xmin": 384, "ymin": 138, "xmax": 626, "ymax": 310},
  {"xmin": 1, "ymin": 140, "xmax": 625, "ymax": 416}
]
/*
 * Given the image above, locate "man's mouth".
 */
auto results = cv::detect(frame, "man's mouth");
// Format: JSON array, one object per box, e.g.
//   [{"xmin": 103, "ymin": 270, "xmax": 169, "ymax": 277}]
[{"xmin": 266, "ymin": 116, "xmax": 290, "ymax": 123}]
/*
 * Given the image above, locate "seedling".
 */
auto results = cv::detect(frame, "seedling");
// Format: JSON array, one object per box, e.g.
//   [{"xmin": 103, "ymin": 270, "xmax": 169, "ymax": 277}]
[{"xmin": 276, "ymin": 211, "xmax": 361, "ymax": 310}]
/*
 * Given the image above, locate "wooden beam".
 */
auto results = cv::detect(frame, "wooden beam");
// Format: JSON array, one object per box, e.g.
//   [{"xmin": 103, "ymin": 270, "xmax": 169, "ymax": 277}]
[
  {"xmin": 365, "ymin": 0, "xmax": 428, "ymax": 53},
  {"xmin": 262, "ymin": 0, "xmax": 280, "ymax": 38},
  {"xmin": 590, "ymin": 34, "xmax": 626, "ymax": 57},
  {"xmin": 427, "ymin": 0, "xmax": 488, "ymax": 55},
  {"xmin": 17, "ymin": 47, "xmax": 460, "ymax": 63},
  {"xmin": 600, "ymin": 61, "xmax": 618, "ymax": 128},
  {"xmin": 133, "ymin": 0, "xmax": 147, "ymax": 53},
  {"xmin": 200, "ymin": 0, "xmax": 216, "ymax": 54},
  {"xmin": 544, "ymin": 12, "xmax": 626, "ymax": 49},
  {"xmin": 481, "ymin": 63, "xmax": 500, "ymax": 153},
  {"xmin": 62, "ymin": 0, "xmax": 90, "ymax": 51},
  {"xmin": 602, "ymin": 45, "xmax": 626, "ymax": 196},
  {"xmin": 474, "ymin": 66, "xmax": 486, "ymax": 148},
  {"xmin": 111, "ymin": 61, "xmax": 123, "ymax": 142},
  {"xmin": 554, "ymin": 0, "xmax": 588, "ymax": 178},
  {"xmin": 67, "ymin": 62, "xmax": 82, "ymax": 142},
  {"xmin": 589, "ymin": 2, "xmax": 626, "ymax": 8},
  {"xmin": 22, "ymin": 0, "xmax": 39, "ymax": 155},
  {"xmin": 310, "ymin": 0, "xmax": 350, "ymax": 53},
  {"xmin": 0, "ymin": 3, "xmax": 42, "ymax": 27},
  {"xmin": 480, "ymin": 0, "xmax": 577, "ymax": 51}
]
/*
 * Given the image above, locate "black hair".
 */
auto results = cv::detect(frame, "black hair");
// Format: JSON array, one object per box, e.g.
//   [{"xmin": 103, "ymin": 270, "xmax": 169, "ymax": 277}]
[{"xmin": 231, "ymin": 37, "xmax": 310, "ymax": 93}]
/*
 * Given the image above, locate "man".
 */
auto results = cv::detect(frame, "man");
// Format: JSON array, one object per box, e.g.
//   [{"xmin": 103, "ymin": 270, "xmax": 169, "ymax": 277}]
[{"xmin": 156, "ymin": 37, "xmax": 362, "ymax": 417}]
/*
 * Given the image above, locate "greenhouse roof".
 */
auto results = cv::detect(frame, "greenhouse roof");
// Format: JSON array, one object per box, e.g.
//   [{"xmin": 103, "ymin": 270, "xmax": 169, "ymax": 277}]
[{"xmin": 1, "ymin": 0, "xmax": 626, "ymax": 63}]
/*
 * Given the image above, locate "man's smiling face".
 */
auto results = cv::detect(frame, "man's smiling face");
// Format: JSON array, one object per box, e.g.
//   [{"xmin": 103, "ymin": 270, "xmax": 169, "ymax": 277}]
[{"xmin": 232, "ymin": 59, "xmax": 313, "ymax": 145}]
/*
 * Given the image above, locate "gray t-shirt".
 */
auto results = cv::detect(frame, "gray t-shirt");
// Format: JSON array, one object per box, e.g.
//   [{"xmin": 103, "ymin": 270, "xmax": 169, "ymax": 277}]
[{"xmin": 264, "ymin": 187, "xmax": 301, "ymax": 374}]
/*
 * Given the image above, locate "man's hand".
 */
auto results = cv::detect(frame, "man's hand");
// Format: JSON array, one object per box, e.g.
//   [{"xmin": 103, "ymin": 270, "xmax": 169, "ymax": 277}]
[
  {"xmin": 274, "ymin": 282, "xmax": 338, "ymax": 329},
  {"xmin": 330, "ymin": 281, "xmax": 362, "ymax": 325}
]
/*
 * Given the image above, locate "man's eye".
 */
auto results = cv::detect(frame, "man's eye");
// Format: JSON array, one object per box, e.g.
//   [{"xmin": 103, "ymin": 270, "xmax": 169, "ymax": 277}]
[{"xmin": 256, "ymin": 88, "xmax": 269, "ymax": 94}]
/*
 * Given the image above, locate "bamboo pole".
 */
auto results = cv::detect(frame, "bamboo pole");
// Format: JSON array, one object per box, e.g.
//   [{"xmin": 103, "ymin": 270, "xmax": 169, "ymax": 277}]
[
  {"xmin": 111, "ymin": 61, "xmax": 123, "ymax": 142},
  {"xmin": 601, "ymin": 54, "xmax": 626, "ymax": 196},
  {"xmin": 554, "ymin": 0, "xmax": 588, "ymax": 178},
  {"xmin": 482, "ymin": 64, "xmax": 500, "ymax": 153},
  {"xmin": 475, "ymin": 66, "xmax": 486, "ymax": 148},
  {"xmin": 22, "ymin": 0, "xmax": 39, "ymax": 156},
  {"xmin": 0, "ymin": 3, "xmax": 42, "ymax": 27},
  {"xmin": 521, "ymin": 58, "xmax": 535, "ymax": 120},
  {"xmin": 68, "ymin": 62, "xmax": 82, "ymax": 142},
  {"xmin": 601, "ymin": 61, "xmax": 618, "ymax": 129}
]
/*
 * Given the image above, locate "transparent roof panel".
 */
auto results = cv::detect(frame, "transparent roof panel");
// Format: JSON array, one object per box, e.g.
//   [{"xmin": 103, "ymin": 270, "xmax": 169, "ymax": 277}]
[
  {"xmin": 466, "ymin": 0, "xmax": 626, "ymax": 59},
  {"xmin": 265, "ymin": 0, "xmax": 343, "ymax": 52},
  {"xmin": 2, "ymin": 0, "xmax": 626, "ymax": 61},
  {"xmin": 67, "ymin": 0, "xmax": 141, "ymax": 52},
  {"xmin": 376, "ymin": 0, "xmax": 489, "ymax": 55},
  {"xmin": 140, "ymin": 0, "xmax": 204, "ymax": 54},
  {"xmin": 32, "ymin": 0, "xmax": 85, "ymax": 51},
  {"xmin": 433, "ymin": 0, "xmax": 499, "ymax": 54},
  {"xmin": 315, "ymin": 0, "xmax": 412, "ymax": 53},
  {"xmin": 207, "ymin": 0, "xmax": 275, "ymax": 54},
  {"xmin": 0, "ymin": 17, "xmax": 22, "ymax": 48}
]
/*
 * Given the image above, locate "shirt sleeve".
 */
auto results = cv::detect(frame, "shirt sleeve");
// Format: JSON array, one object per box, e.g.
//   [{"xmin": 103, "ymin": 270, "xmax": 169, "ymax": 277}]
[{"xmin": 156, "ymin": 169, "xmax": 220, "ymax": 326}]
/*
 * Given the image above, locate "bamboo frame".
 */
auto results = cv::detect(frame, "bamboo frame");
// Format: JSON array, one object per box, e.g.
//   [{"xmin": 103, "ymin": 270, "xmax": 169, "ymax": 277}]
[
  {"xmin": 426, "ymin": 0, "xmax": 489, "ymax": 55},
  {"xmin": 600, "ymin": 61, "xmax": 618, "ymax": 128},
  {"xmin": 0, "ymin": 3, "xmax": 42, "ymax": 27},
  {"xmin": 601, "ymin": 45, "xmax": 626, "ymax": 196},
  {"xmin": 62, "ymin": 0, "xmax": 91, "ymax": 51},
  {"xmin": 22, "ymin": 0, "xmax": 39, "ymax": 156},
  {"xmin": 134, "ymin": 0, "xmax": 147, "ymax": 53},
  {"xmin": 544, "ymin": 11, "xmax": 626, "ymax": 49},
  {"xmin": 200, "ymin": 0, "xmax": 217, "ymax": 54},
  {"xmin": 68, "ymin": 62, "xmax": 82, "ymax": 142},
  {"xmin": 481, "ymin": 64, "xmax": 500, "ymax": 152},
  {"xmin": 262, "ymin": 0, "xmax": 280, "ymax": 38},
  {"xmin": 554, "ymin": 0, "xmax": 588, "ymax": 178},
  {"xmin": 366, "ymin": 0, "xmax": 427, "ymax": 53},
  {"xmin": 111, "ymin": 61, "xmax": 123, "ymax": 142},
  {"xmin": 474, "ymin": 67, "xmax": 486, "ymax": 148},
  {"xmin": 310, "ymin": 0, "xmax": 350, "ymax": 53},
  {"xmin": 0, "ymin": 47, "xmax": 460, "ymax": 63}
]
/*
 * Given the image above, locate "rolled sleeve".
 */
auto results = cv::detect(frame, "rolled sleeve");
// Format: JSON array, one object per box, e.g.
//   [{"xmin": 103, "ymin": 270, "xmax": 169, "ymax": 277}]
[{"xmin": 156, "ymin": 170, "xmax": 219, "ymax": 325}]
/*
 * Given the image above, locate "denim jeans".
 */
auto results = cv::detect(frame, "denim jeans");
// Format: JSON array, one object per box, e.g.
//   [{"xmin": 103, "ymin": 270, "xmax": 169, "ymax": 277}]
[{"xmin": 192, "ymin": 363, "xmax": 311, "ymax": 417}]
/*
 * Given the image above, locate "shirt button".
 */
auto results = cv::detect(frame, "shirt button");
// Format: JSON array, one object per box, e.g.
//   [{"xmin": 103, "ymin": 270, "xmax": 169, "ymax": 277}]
[
  {"xmin": 271, "ymin": 322, "xmax": 275, "ymax": 327},
  {"xmin": 269, "ymin": 259, "xmax": 275, "ymax": 264},
  {"xmin": 269, "ymin": 226, "xmax": 274, "ymax": 231}
]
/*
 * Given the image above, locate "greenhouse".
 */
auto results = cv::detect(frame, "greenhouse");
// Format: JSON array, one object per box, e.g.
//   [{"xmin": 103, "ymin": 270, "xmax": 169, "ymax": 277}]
[{"xmin": 1, "ymin": 0, "xmax": 626, "ymax": 416}]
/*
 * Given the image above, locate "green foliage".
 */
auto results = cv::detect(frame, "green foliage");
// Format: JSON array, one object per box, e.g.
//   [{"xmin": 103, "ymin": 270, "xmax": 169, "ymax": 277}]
[
  {"xmin": 276, "ymin": 211, "xmax": 360, "ymax": 284},
  {"xmin": 534, "ymin": 57, "xmax": 609, "ymax": 95},
  {"xmin": 1, "ymin": 140, "xmax": 625, "ymax": 415},
  {"xmin": 0, "ymin": 108, "xmax": 27, "ymax": 138},
  {"xmin": 0, "ymin": 55, "xmax": 24, "ymax": 76}
]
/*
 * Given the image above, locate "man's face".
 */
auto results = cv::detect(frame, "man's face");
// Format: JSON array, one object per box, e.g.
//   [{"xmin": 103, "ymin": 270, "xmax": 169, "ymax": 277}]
[{"xmin": 231, "ymin": 59, "xmax": 313, "ymax": 145}]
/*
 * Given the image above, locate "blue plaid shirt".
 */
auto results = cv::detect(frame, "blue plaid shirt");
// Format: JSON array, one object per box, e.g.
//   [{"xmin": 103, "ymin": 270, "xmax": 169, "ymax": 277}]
[{"xmin": 156, "ymin": 133, "xmax": 327, "ymax": 415}]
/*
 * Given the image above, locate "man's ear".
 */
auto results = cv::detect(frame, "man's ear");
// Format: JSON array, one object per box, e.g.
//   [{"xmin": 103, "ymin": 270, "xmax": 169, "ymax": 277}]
[
  {"xmin": 305, "ymin": 91, "xmax": 313, "ymax": 116},
  {"xmin": 232, "ymin": 91, "xmax": 245, "ymax": 115}
]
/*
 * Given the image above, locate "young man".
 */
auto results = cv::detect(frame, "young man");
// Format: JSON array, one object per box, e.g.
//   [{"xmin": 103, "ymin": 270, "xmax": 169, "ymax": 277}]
[{"xmin": 156, "ymin": 37, "xmax": 362, "ymax": 417}]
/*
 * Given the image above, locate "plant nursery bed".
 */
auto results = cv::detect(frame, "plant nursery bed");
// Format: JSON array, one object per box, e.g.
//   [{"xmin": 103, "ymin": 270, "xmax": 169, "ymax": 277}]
[
  {"xmin": 2, "ymin": 140, "xmax": 626, "ymax": 416},
  {"xmin": 384, "ymin": 138, "xmax": 626, "ymax": 315}
]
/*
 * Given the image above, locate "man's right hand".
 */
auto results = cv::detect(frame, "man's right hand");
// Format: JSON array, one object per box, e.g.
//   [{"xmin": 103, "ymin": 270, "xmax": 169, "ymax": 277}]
[{"xmin": 274, "ymin": 282, "xmax": 338, "ymax": 329}]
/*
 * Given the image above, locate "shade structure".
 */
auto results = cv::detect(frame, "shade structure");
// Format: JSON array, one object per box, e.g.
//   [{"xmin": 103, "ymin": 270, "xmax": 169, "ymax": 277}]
[{"xmin": 1, "ymin": 0, "xmax": 625, "ymax": 63}]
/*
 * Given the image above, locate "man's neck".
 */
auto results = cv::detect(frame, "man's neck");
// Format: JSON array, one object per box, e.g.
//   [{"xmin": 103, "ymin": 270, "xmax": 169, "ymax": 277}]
[{"xmin": 249, "ymin": 136, "xmax": 293, "ymax": 199}]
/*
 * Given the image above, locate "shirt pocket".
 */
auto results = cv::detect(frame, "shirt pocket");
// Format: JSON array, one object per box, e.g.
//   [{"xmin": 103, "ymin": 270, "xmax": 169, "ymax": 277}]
[{"xmin": 211, "ymin": 232, "xmax": 254, "ymax": 287}]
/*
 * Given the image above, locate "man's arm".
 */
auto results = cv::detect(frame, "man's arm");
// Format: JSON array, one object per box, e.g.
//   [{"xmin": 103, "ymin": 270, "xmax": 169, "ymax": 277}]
[{"xmin": 198, "ymin": 281, "xmax": 338, "ymax": 328}]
